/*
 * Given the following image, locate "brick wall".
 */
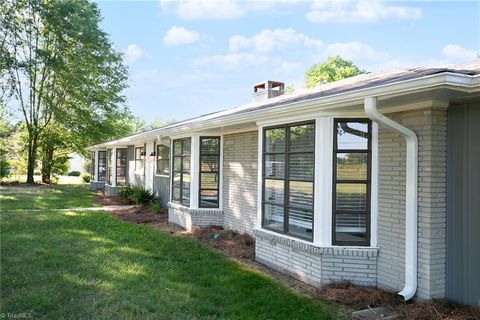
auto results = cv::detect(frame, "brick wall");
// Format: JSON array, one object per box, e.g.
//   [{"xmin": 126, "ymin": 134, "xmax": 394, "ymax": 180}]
[
  {"xmin": 168, "ymin": 202, "xmax": 223, "ymax": 231},
  {"xmin": 222, "ymin": 131, "xmax": 258, "ymax": 234},
  {"xmin": 377, "ymin": 106, "xmax": 447, "ymax": 299},
  {"xmin": 255, "ymin": 229, "xmax": 378, "ymax": 287}
]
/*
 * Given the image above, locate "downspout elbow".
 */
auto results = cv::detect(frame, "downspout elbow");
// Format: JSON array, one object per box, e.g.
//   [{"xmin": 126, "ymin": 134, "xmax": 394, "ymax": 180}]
[{"xmin": 364, "ymin": 96, "xmax": 418, "ymax": 302}]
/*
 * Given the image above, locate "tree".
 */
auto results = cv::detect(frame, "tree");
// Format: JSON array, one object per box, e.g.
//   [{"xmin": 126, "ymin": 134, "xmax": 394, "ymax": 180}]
[
  {"xmin": 130, "ymin": 117, "xmax": 177, "ymax": 134},
  {"xmin": 1, "ymin": 0, "xmax": 130, "ymax": 183},
  {"xmin": 304, "ymin": 56, "xmax": 366, "ymax": 89}
]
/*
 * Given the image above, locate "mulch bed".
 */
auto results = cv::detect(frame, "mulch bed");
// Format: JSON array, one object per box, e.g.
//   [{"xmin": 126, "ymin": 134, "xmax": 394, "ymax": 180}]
[
  {"xmin": 104, "ymin": 201, "xmax": 479, "ymax": 319},
  {"xmin": 317, "ymin": 282, "xmax": 480, "ymax": 319},
  {"xmin": 94, "ymin": 191, "xmax": 132, "ymax": 206}
]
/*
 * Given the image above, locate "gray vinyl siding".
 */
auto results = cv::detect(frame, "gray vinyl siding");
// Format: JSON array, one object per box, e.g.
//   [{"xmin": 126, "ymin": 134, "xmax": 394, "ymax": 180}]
[
  {"xmin": 153, "ymin": 175, "xmax": 170, "ymax": 208},
  {"xmin": 447, "ymin": 101, "xmax": 480, "ymax": 307}
]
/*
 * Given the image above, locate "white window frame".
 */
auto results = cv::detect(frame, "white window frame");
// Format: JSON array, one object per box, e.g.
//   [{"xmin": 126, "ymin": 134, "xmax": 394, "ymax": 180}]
[{"xmin": 256, "ymin": 114, "xmax": 378, "ymax": 248}]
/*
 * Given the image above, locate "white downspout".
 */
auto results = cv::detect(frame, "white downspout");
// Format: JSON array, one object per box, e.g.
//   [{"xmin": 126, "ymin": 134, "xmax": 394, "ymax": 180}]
[{"xmin": 364, "ymin": 97, "xmax": 418, "ymax": 301}]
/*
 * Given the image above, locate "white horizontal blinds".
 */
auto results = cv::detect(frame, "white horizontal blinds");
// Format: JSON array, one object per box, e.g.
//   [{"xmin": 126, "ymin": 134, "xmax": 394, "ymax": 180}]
[
  {"xmin": 156, "ymin": 145, "xmax": 170, "ymax": 175},
  {"xmin": 172, "ymin": 138, "xmax": 191, "ymax": 206},
  {"xmin": 263, "ymin": 122, "xmax": 315, "ymax": 241},
  {"xmin": 199, "ymin": 137, "xmax": 220, "ymax": 208},
  {"xmin": 116, "ymin": 148, "xmax": 127, "ymax": 185},
  {"xmin": 98, "ymin": 151, "xmax": 107, "ymax": 181},
  {"xmin": 333, "ymin": 120, "xmax": 371, "ymax": 246}
]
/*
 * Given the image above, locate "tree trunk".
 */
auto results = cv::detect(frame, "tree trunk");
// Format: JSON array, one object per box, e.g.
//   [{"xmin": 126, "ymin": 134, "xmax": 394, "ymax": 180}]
[
  {"xmin": 41, "ymin": 143, "xmax": 54, "ymax": 184},
  {"xmin": 26, "ymin": 133, "xmax": 38, "ymax": 184}
]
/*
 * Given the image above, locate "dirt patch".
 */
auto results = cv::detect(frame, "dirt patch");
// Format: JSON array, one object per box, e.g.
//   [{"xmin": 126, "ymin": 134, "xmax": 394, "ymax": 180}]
[
  {"xmin": 110, "ymin": 205, "xmax": 168, "ymax": 224},
  {"xmin": 94, "ymin": 191, "xmax": 132, "ymax": 206},
  {"xmin": 189, "ymin": 226, "xmax": 255, "ymax": 260},
  {"xmin": 318, "ymin": 282, "xmax": 480, "ymax": 319}
]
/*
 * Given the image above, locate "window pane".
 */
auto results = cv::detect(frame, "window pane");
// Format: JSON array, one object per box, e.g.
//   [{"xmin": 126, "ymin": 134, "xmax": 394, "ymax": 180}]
[
  {"xmin": 172, "ymin": 187, "xmax": 181, "ymax": 201},
  {"xmin": 265, "ymin": 128, "xmax": 285, "ymax": 153},
  {"xmin": 335, "ymin": 213, "xmax": 367, "ymax": 242},
  {"xmin": 182, "ymin": 188, "xmax": 190, "ymax": 205},
  {"xmin": 182, "ymin": 156, "xmax": 190, "ymax": 172},
  {"xmin": 201, "ymin": 173, "xmax": 218, "ymax": 189},
  {"xmin": 336, "ymin": 153, "xmax": 368, "ymax": 181},
  {"xmin": 289, "ymin": 153, "xmax": 314, "ymax": 180},
  {"xmin": 265, "ymin": 154, "xmax": 284, "ymax": 179},
  {"xmin": 200, "ymin": 190, "xmax": 219, "ymax": 208},
  {"xmin": 173, "ymin": 157, "xmax": 181, "ymax": 171},
  {"xmin": 289, "ymin": 124, "xmax": 315, "ymax": 152},
  {"xmin": 288, "ymin": 208, "xmax": 313, "ymax": 240},
  {"xmin": 183, "ymin": 139, "xmax": 191, "ymax": 155},
  {"xmin": 182, "ymin": 174, "xmax": 190, "ymax": 189},
  {"xmin": 158, "ymin": 145, "xmax": 170, "ymax": 159},
  {"xmin": 336, "ymin": 183, "xmax": 367, "ymax": 211},
  {"xmin": 158, "ymin": 159, "xmax": 169, "ymax": 175},
  {"xmin": 264, "ymin": 179, "xmax": 284, "ymax": 205},
  {"xmin": 337, "ymin": 122, "xmax": 369, "ymax": 150},
  {"xmin": 289, "ymin": 181, "xmax": 313, "ymax": 209},
  {"xmin": 263, "ymin": 203, "xmax": 283, "ymax": 232},
  {"xmin": 201, "ymin": 138, "xmax": 220, "ymax": 154},
  {"xmin": 173, "ymin": 141, "xmax": 182, "ymax": 155},
  {"xmin": 201, "ymin": 155, "xmax": 219, "ymax": 172},
  {"xmin": 173, "ymin": 172, "xmax": 181, "ymax": 187}
]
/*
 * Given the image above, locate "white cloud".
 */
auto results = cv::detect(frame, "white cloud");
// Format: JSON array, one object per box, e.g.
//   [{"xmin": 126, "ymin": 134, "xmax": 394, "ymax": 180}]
[
  {"xmin": 160, "ymin": 0, "xmax": 244, "ymax": 20},
  {"xmin": 442, "ymin": 44, "xmax": 478, "ymax": 62},
  {"xmin": 322, "ymin": 41, "xmax": 387, "ymax": 61},
  {"xmin": 229, "ymin": 28, "xmax": 322, "ymax": 53},
  {"xmin": 163, "ymin": 26, "xmax": 199, "ymax": 47},
  {"xmin": 307, "ymin": 0, "xmax": 422, "ymax": 23},
  {"xmin": 124, "ymin": 44, "xmax": 149, "ymax": 63}
]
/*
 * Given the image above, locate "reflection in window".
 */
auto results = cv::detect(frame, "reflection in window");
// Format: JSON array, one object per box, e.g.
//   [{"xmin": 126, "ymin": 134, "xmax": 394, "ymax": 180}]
[
  {"xmin": 156, "ymin": 144, "xmax": 170, "ymax": 176},
  {"xmin": 116, "ymin": 148, "xmax": 127, "ymax": 186},
  {"xmin": 98, "ymin": 151, "xmax": 107, "ymax": 181},
  {"xmin": 333, "ymin": 119, "xmax": 371, "ymax": 246},
  {"xmin": 262, "ymin": 122, "xmax": 315, "ymax": 241},
  {"xmin": 172, "ymin": 138, "xmax": 191, "ymax": 206},
  {"xmin": 199, "ymin": 137, "xmax": 220, "ymax": 208}
]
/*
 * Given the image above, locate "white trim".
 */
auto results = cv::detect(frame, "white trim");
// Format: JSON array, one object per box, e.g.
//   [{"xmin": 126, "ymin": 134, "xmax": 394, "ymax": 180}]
[
  {"xmin": 94, "ymin": 150, "xmax": 99, "ymax": 181},
  {"xmin": 111, "ymin": 148, "xmax": 117, "ymax": 187},
  {"xmin": 370, "ymin": 122, "xmax": 379, "ymax": 247},
  {"xmin": 316, "ymin": 117, "xmax": 333, "ymax": 246},
  {"xmin": 219, "ymin": 135, "xmax": 224, "ymax": 210},
  {"xmin": 257, "ymin": 126, "xmax": 263, "ymax": 228},
  {"xmin": 190, "ymin": 135, "xmax": 200, "ymax": 209},
  {"xmin": 133, "ymin": 144, "xmax": 145, "ymax": 175},
  {"xmin": 169, "ymin": 139, "xmax": 174, "ymax": 203},
  {"xmin": 154, "ymin": 140, "xmax": 171, "ymax": 177}
]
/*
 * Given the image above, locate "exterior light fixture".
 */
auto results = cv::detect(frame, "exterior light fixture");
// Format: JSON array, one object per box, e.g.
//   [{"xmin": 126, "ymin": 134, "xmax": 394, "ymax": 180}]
[
  {"xmin": 140, "ymin": 151, "xmax": 146, "ymax": 160},
  {"xmin": 149, "ymin": 151, "xmax": 156, "ymax": 160}
]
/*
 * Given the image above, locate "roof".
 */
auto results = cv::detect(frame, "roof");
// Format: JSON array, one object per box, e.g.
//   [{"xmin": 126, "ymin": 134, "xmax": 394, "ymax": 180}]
[{"xmin": 89, "ymin": 61, "xmax": 480, "ymax": 149}]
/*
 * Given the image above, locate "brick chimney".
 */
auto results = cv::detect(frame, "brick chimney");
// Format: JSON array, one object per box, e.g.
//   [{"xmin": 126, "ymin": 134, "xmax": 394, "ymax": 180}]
[{"xmin": 253, "ymin": 81, "xmax": 284, "ymax": 102}]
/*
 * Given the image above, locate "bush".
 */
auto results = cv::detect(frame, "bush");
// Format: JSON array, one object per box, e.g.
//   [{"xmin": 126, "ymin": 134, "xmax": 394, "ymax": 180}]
[
  {"xmin": 67, "ymin": 171, "xmax": 81, "ymax": 177},
  {"xmin": 81, "ymin": 173, "xmax": 91, "ymax": 183},
  {"xmin": 118, "ymin": 186, "xmax": 156, "ymax": 205}
]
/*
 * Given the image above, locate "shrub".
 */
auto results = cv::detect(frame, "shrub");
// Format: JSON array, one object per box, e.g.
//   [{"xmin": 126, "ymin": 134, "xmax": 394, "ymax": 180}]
[
  {"xmin": 67, "ymin": 171, "xmax": 81, "ymax": 177},
  {"xmin": 118, "ymin": 186, "xmax": 156, "ymax": 205},
  {"xmin": 148, "ymin": 202, "xmax": 162, "ymax": 214},
  {"xmin": 81, "ymin": 173, "xmax": 91, "ymax": 183}
]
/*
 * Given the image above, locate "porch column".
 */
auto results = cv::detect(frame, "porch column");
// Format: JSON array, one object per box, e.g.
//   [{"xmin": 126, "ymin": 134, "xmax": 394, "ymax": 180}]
[
  {"xmin": 94, "ymin": 150, "xmax": 99, "ymax": 181},
  {"xmin": 112, "ymin": 147, "xmax": 117, "ymax": 187},
  {"xmin": 189, "ymin": 135, "xmax": 200, "ymax": 209}
]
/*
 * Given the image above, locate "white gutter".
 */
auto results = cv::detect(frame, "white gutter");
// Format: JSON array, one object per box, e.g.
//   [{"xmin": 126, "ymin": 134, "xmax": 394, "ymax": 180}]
[{"xmin": 364, "ymin": 97, "xmax": 418, "ymax": 301}]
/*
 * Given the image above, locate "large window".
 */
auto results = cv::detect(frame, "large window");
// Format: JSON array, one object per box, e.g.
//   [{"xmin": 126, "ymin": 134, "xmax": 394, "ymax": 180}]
[
  {"xmin": 333, "ymin": 119, "xmax": 371, "ymax": 246},
  {"xmin": 91, "ymin": 152, "xmax": 95, "ymax": 177},
  {"xmin": 262, "ymin": 122, "xmax": 315, "ymax": 241},
  {"xmin": 107, "ymin": 149, "xmax": 113, "ymax": 185},
  {"xmin": 156, "ymin": 144, "xmax": 170, "ymax": 176},
  {"xmin": 199, "ymin": 137, "xmax": 220, "ymax": 208},
  {"xmin": 135, "ymin": 147, "xmax": 145, "ymax": 174},
  {"xmin": 98, "ymin": 151, "xmax": 106, "ymax": 181},
  {"xmin": 172, "ymin": 138, "xmax": 191, "ymax": 206},
  {"xmin": 116, "ymin": 148, "xmax": 127, "ymax": 185}
]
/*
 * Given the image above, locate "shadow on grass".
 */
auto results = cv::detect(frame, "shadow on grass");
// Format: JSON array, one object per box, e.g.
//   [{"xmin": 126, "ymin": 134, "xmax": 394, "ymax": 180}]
[{"xmin": 1, "ymin": 209, "xmax": 334, "ymax": 319}]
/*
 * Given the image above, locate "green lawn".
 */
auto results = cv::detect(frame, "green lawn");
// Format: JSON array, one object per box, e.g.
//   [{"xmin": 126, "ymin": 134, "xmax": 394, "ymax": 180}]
[
  {"xmin": 0, "ymin": 184, "xmax": 98, "ymax": 210},
  {"xmin": 0, "ymin": 184, "xmax": 334, "ymax": 319}
]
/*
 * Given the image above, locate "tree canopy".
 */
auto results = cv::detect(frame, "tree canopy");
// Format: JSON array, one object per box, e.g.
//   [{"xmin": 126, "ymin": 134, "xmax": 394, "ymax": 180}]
[{"xmin": 304, "ymin": 56, "xmax": 366, "ymax": 89}]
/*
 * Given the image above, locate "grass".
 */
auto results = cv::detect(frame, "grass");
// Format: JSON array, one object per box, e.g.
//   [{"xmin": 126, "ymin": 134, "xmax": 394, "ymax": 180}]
[
  {"xmin": 0, "ymin": 184, "xmax": 334, "ymax": 319},
  {"xmin": 0, "ymin": 184, "xmax": 98, "ymax": 210}
]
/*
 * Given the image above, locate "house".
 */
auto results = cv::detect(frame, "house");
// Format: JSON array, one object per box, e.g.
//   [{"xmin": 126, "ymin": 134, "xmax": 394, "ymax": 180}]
[{"xmin": 87, "ymin": 62, "xmax": 480, "ymax": 307}]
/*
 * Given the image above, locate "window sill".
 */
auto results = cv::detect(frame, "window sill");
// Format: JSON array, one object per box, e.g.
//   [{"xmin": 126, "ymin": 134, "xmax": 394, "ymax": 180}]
[
  {"xmin": 168, "ymin": 202, "xmax": 224, "ymax": 215},
  {"xmin": 253, "ymin": 227, "xmax": 379, "ymax": 257},
  {"xmin": 154, "ymin": 174, "xmax": 170, "ymax": 178}
]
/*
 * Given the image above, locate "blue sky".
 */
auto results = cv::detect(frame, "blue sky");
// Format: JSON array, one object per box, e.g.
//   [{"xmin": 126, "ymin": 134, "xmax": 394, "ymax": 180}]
[{"xmin": 96, "ymin": 0, "xmax": 479, "ymax": 123}]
